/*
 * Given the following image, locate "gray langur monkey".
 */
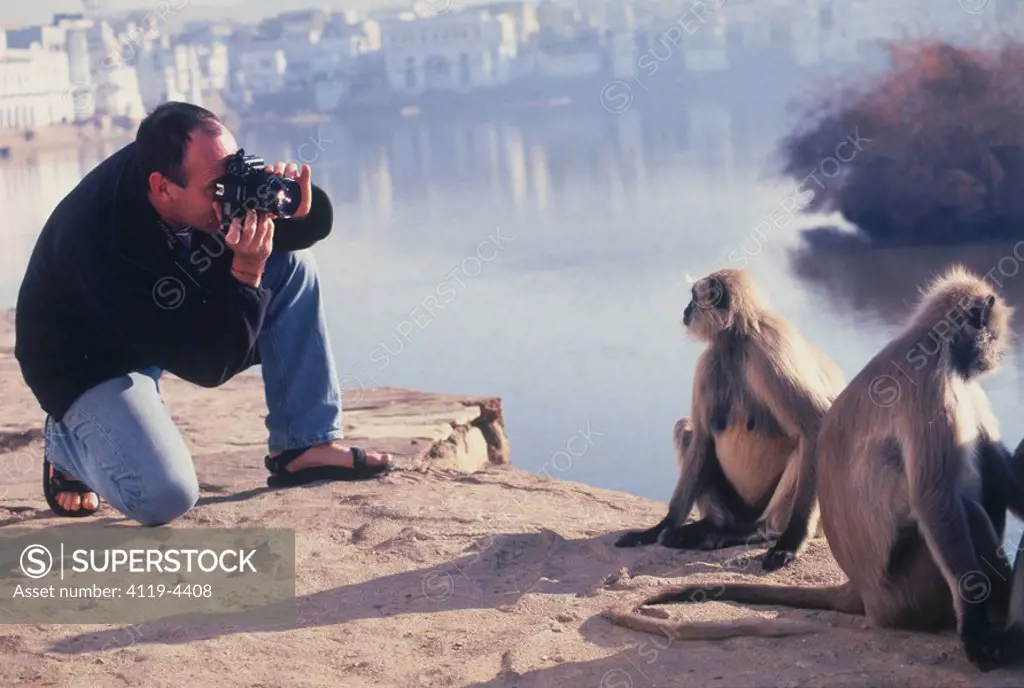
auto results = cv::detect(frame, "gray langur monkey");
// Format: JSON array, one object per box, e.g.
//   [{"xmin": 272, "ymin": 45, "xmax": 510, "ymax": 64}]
[
  {"xmin": 606, "ymin": 264, "xmax": 1018, "ymax": 672},
  {"xmin": 615, "ymin": 267, "xmax": 847, "ymax": 572}
]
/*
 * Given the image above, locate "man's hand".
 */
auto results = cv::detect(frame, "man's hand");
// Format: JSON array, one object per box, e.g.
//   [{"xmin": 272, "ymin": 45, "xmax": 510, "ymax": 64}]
[
  {"xmin": 215, "ymin": 160, "xmax": 310, "ymax": 287},
  {"xmin": 225, "ymin": 209, "xmax": 273, "ymax": 287},
  {"xmin": 265, "ymin": 161, "xmax": 312, "ymax": 220}
]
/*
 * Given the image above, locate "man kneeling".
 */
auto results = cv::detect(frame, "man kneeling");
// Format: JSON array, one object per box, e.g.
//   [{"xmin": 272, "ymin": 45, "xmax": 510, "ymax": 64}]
[{"xmin": 14, "ymin": 101, "xmax": 392, "ymax": 526}]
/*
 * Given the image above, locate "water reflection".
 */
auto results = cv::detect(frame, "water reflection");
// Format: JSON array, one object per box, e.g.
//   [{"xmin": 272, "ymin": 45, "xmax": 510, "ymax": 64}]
[
  {"xmin": 0, "ymin": 140, "xmax": 129, "ymax": 305},
  {"xmin": 0, "ymin": 95, "xmax": 960, "ymax": 509},
  {"xmin": 790, "ymin": 224, "xmax": 1024, "ymax": 434},
  {"xmin": 791, "ymin": 225, "xmax": 1024, "ymax": 338},
  {"xmin": 235, "ymin": 102, "xmax": 785, "ymax": 230}
]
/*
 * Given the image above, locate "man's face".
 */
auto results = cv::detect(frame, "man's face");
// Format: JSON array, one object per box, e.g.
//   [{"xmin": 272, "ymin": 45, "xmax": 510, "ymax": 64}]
[{"xmin": 165, "ymin": 123, "xmax": 239, "ymax": 233}]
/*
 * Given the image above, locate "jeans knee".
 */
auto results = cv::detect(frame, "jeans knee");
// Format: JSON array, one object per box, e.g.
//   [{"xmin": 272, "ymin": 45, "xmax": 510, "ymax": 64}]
[
  {"xmin": 264, "ymin": 249, "xmax": 319, "ymax": 296},
  {"xmin": 289, "ymin": 249, "xmax": 318, "ymax": 286},
  {"xmin": 128, "ymin": 472, "xmax": 199, "ymax": 527}
]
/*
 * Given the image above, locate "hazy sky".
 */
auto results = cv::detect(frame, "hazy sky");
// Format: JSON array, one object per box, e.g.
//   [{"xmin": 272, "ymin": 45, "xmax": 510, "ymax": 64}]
[
  {"xmin": 7, "ymin": 1, "xmax": 208, "ymax": 26},
  {"xmin": 3, "ymin": 0, "xmax": 408, "ymax": 26}
]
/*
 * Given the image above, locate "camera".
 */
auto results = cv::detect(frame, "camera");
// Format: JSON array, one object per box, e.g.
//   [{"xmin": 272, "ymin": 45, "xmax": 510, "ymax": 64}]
[{"xmin": 213, "ymin": 149, "xmax": 302, "ymax": 232}]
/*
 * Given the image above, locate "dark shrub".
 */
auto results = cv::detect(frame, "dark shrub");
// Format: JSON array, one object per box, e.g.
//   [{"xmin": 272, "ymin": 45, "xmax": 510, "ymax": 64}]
[{"xmin": 776, "ymin": 35, "xmax": 1024, "ymax": 245}]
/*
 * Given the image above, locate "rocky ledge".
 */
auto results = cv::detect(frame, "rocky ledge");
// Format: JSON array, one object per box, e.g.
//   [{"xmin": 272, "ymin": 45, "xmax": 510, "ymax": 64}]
[{"xmin": 2, "ymin": 310, "xmax": 1024, "ymax": 686}]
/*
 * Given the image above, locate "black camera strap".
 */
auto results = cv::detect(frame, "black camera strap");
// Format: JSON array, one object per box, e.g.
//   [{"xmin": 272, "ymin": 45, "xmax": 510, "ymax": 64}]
[
  {"xmin": 154, "ymin": 218, "xmax": 206, "ymax": 288},
  {"xmin": 156, "ymin": 218, "xmax": 193, "ymax": 254}
]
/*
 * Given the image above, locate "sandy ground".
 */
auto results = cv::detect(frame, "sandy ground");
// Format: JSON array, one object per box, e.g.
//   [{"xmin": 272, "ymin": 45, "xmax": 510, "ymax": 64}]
[{"xmin": 2, "ymin": 310, "xmax": 1024, "ymax": 687}]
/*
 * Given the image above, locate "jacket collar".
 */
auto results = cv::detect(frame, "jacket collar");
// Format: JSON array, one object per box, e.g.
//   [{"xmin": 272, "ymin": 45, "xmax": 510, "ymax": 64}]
[
  {"xmin": 108, "ymin": 144, "xmax": 231, "ymax": 293},
  {"xmin": 110, "ymin": 142, "xmax": 171, "ymax": 278}
]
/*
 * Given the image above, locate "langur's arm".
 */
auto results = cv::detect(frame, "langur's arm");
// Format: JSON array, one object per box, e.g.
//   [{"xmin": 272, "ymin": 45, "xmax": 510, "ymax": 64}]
[
  {"xmin": 903, "ymin": 409, "xmax": 991, "ymax": 631},
  {"xmin": 977, "ymin": 436, "xmax": 1024, "ymax": 522},
  {"xmin": 614, "ymin": 415, "xmax": 707, "ymax": 548},
  {"xmin": 744, "ymin": 348, "xmax": 831, "ymax": 567},
  {"xmin": 665, "ymin": 414, "xmax": 715, "ymax": 528}
]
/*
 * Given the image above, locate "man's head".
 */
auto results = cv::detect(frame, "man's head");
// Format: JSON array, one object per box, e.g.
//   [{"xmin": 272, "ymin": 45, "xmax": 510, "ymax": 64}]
[{"xmin": 136, "ymin": 101, "xmax": 238, "ymax": 233}]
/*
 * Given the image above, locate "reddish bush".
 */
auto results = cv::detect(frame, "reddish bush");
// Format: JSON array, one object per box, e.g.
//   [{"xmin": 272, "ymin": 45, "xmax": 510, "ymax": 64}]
[{"xmin": 777, "ymin": 36, "xmax": 1024, "ymax": 245}]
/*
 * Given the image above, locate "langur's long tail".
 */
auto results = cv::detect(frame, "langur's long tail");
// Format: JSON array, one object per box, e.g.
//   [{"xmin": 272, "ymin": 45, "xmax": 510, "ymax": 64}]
[{"xmin": 603, "ymin": 581, "xmax": 863, "ymax": 641}]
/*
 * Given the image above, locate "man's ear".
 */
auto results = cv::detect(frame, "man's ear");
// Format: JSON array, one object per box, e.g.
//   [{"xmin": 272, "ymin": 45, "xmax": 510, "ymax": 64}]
[{"xmin": 147, "ymin": 172, "xmax": 171, "ymax": 201}]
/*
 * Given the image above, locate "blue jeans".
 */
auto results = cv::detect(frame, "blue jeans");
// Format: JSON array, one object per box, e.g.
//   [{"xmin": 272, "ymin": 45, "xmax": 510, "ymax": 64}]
[{"xmin": 42, "ymin": 249, "xmax": 344, "ymax": 526}]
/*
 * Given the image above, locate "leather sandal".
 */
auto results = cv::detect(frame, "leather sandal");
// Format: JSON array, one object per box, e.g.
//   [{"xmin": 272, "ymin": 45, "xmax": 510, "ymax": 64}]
[
  {"xmin": 265, "ymin": 446, "xmax": 392, "ymax": 487},
  {"xmin": 42, "ymin": 458, "xmax": 101, "ymax": 517}
]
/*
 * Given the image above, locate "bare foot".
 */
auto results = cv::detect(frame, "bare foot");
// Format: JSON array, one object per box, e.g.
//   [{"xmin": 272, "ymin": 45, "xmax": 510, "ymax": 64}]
[
  {"xmin": 270, "ymin": 441, "xmax": 393, "ymax": 473},
  {"xmin": 55, "ymin": 472, "xmax": 100, "ymax": 513}
]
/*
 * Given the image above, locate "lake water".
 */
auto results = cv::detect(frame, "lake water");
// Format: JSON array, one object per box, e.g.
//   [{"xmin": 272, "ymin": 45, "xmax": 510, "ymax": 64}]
[{"xmin": 4, "ymin": 93, "xmax": 1024, "ymax": 548}]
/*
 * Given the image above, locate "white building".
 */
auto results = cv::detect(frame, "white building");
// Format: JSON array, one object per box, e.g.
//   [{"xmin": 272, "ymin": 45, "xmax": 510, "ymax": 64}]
[
  {"xmin": 135, "ymin": 40, "xmax": 205, "ymax": 111},
  {"xmin": 682, "ymin": 11, "xmax": 729, "ymax": 72},
  {"xmin": 235, "ymin": 45, "xmax": 288, "ymax": 96},
  {"xmin": 277, "ymin": 9, "xmax": 330, "ymax": 41},
  {"xmin": 311, "ymin": 19, "xmax": 383, "ymax": 112},
  {"xmin": 84, "ymin": 22, "xmax": 147, "ymax": 121},
  {"xmin": 604, "ymin": 0, "xmax": 636, "ymax": 33},
  {"xmin": 534, "ymin": 0, "xmax": 577, "ymax": 37},
  {"xmin": 197, "ymin": 42, "xmax": 230, "ymax": 91},
  {"xmin": 0, "ymin": 29, "xmax": 74, "ymax": 130},
  {"xmin": 379, "ymin": 10, "xmax": 519, "ymax": 94},
  {"xmin": 251, "ymin": 9, "xmax": 327, "ymax": 89},
  {"xmin": 4, "ymin": 25, "xmax": 68, "ymax": 52},
  {"xmin": 478, "ymin": 1, "xmax": 540, "ymax": 45},
  {"xmin": 40, "ymin": 18, "xmax": 150, "ymax": 122},
  {"xmin": 312, "ymin": 15, "xmax": 381, "ymax": 80},
  {"xmin": 55, "ymin": 16, "xmax": 96, "ymax": 118},
  {"xmin": 243, "ymin": 10, "xmax": 381, "ymax": 90}
]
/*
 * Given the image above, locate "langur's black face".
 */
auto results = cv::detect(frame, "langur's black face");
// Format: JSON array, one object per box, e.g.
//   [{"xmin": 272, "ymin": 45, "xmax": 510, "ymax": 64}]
[
  {"xmin": 950, "ymin": 293, "xmax": 1006, "ymax": 378},
  {"xmin": 683, "ymin": 299, "xmax": 695, "ymax": 326},
  {"xmin": 683, "ymin": 277, "xmax": 730, "ymax": 339}
]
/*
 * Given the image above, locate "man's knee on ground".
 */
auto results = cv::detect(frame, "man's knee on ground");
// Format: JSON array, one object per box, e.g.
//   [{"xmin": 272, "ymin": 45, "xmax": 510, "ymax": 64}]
[{"xmin": 127, "ymin": 471, "xmax": 200, "ymax": 527}]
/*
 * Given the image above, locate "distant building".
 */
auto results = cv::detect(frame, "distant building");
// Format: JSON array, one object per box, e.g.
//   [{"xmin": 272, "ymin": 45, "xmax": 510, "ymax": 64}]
[
  {"xmin": 0, "ymin": 28, "xmax": 73, "ymax": 129},
  {"xmin": 534, "ymin": 0, "xmax": 577, "ymax": 37},
  {"xmin": 3, "ymin": 25, "xmax": 68, "ymax": 52},
  {"xmin": 248, "ymin": 9, "xmax": 328, "ymax": 90},
  {"xmin": 603, "ymin": 0, "xmax": 635, "ymax": 33},
  {"xmin": 311, "ymin": 15, "xmax": 384, "ymax": 111},
  {"xmin": 478, "ymin": 1, "xmax": 540, "ymax": 45},
  {"xmin": 52, "ymin": 15, "xmax": 96, "ymax": 119},
  {"xmin": 682, "ymin": 10, "xmax": 729, "ymax": 72},
  {"xmin": 170, "ymin": 21, "xmax": 232, "ymax": 90},
  {"xmin": 235, "ymin": 45, "xmax": 288, "ymax": 96},
  {"xmin": 81, "ymin": 21, "xmax": 147, "ymax": 120},
  {"xmin": 313, "ymin": 14, "xmax": 381, "ymax": 81},
  {"xmin": 198, "ymin": 42, "xmax": 230, "ymax": 91},
  {"xmin": 378, "ymin": 10, "xmax": 519, "ymax": 93},
  {"xmin": 135, "ymin": 39, "xmax": 205, "ymax": 111}
]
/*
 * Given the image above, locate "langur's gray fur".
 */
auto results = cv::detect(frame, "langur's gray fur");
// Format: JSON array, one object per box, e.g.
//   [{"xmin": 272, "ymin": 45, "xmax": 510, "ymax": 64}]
[
  {"xmin": 616, "ymin": 267, "xmax": 845, "ymax": 572},
  {"xmin": 608, "ymin": 264, "xmax": 1018, "ymax": 673}
]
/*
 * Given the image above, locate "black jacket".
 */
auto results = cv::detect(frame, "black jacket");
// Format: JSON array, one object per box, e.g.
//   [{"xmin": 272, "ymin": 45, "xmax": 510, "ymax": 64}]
[{"xmin": 14, "ymin": 141, "xmax": 334, "ymax": 422}]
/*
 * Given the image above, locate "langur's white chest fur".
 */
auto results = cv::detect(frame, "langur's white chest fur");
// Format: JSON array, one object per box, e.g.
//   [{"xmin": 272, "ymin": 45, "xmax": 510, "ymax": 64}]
[{"xmin": 950, "ymin": 382, "xmax": 984, "ymax": 501}]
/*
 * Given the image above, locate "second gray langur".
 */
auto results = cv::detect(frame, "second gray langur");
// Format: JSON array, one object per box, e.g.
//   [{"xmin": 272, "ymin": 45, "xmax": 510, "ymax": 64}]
[
  {"xmin": 607, "ymin": 264, "xmax": 1019, "ymax": 672},
  {"xmin": 615, "ymin": 267, "xmax": 846, "ymax": 572}
]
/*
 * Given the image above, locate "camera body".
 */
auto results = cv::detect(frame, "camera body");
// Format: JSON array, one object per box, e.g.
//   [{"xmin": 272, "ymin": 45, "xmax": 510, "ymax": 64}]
[{"xmin": 213, "ymin": 149, "xmax": 301, "ymax": 232}]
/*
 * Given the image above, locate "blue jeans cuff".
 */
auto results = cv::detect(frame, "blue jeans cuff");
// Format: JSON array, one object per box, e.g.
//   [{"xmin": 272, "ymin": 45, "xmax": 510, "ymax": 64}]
[{"xmin": 268, "ymin": 429, "xmax": 345, "ymax": 455}]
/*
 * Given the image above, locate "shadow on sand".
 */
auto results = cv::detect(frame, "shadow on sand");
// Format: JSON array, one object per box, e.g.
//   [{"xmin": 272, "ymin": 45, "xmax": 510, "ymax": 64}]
[{"xmin": 44, "ymin": 525, "xmax": 787, "ymax": 656}]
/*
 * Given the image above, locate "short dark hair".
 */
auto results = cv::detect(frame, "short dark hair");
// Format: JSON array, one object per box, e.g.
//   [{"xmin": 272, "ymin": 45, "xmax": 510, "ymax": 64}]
[{"xmin": 135, "ymin": 101, "xmax": 222, "ymax": 187}]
